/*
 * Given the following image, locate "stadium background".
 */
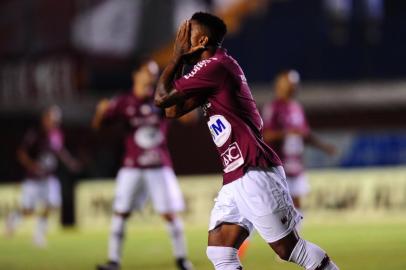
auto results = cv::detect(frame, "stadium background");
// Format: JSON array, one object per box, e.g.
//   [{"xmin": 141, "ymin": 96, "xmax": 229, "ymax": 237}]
[{"xmin": 1, "ymin": 0, "xmax": 406, "ymax": 269}]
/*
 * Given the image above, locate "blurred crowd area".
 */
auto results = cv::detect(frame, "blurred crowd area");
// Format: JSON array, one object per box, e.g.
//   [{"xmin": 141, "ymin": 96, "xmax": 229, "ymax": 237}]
[{"xmin": 1, "ymin": 0, "xmax": 406, "ymax": 182}]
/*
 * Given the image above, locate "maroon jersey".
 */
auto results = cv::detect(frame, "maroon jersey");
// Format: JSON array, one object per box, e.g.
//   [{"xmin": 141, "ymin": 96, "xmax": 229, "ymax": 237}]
[
  {"xmin": 20, "ymin": 128, "xmax": 64, "ymax": 177},
  {"xmin": 262, "ymin": 99, "xmax": 310, "ymax": 177},
  {"xmin": 104, "ymin": 93, "xmax": 172, "ymax": 168},
  {"xmin": 174, "ymin": 48, "xmax": 281, "ymax": 185}
]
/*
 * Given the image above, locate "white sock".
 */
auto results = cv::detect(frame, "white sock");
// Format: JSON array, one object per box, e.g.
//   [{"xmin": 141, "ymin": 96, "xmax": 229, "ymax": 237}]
[
  {"xmin": 6, "ymin": 211, "xmax": 22, "ymax": 234},
  {"xmin": 207, "ymin": 246, "xmax": 243, "ymax": 270},
  {"xmin": 108, "ymin": 215, "xmax": 126, "ymax": 263},
  {"xmin": 289, "ymin": 238, "xmax": 339, "ymax": 270},
  {"xmin": 34, "ymin": 216, "xmax": 48, "ymax": 247},
  {"xmin": 166, "ymin": 217, "xmax": 187, "ymax": 258}
]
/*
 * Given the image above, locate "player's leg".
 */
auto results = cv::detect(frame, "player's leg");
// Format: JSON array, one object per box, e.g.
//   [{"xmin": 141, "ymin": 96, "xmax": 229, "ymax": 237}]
[
  {"xmin": 206, "ymin": 183, "xmax": 253, "ymax": 270},
  {"xmin": 234, "ymin": 167, "xmax": 338, "ymax": 270},
  {"xmin": 33, "ymin": 178, "xmax": 57, "ymax": 247},
  {"xmin": 33, "ymin": 208, "xmax": 49, "ymax": 247},
  {"xmin": 5, "ymin": 179, "xmax": 36, "ymax": 236},
  {"xmin": 97, "ymin": 168, "xmax": 144, "ymax": 270},
  {"xmin": 287, "ymin": 174, "xmax": 310, "ymax": 231},
  {"xmin": 207, "ymin": 223, "xmax": 249, "ymax": 270},
  {"xmin": 145, "ymin": 167, "xmax": 193, "ymax": 270},
  {"xmin": 268, "ymin": 230, "xmax": 339, "ymax": 270},
  {"xmin": 31, "ymin": 176, "xmax": 61, "ymax": 247}
]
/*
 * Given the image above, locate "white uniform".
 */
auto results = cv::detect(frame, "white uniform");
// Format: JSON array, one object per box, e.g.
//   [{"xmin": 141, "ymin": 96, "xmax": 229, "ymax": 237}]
[
  {"xmin": 209, "ymin": 166, "xmax": 302, "ymax": 243},
  {"xmin": 21, "ymin": 176, "xmax": 61, "ymax": 210},
  {"xmin": 113, "ymin": 166, "xmax": 185, "ymax": 214},
  {"xmin": 287, "ymin": 174, "xmax": 310, "ymax": 197}
]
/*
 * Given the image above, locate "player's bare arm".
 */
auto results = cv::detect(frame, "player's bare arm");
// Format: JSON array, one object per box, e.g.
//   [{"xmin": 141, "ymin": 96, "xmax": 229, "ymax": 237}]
[
  {"xmin": 91, "ymin": 99, "xmax": 110, "ymax": 130},
  {"xmin": 57, "ymin": 148, "xmax": 82, "ymax": 173},
  {"xmin": 165, "ymin": 96, "xmax": 204, "ymax": 119},
  {"xmin": 155, "ymin": 20, "xmax": 205, "ymax": 113},
  {"xmin": 263, "ymin": 129, "xmax": 286, "ymax": 143},
  {"xmin": 16, "ymin": 147, "xmax": 45, "ymax": 177},
  {"xmin": 304, "ymin": 132, "xmax": 337, "ymax": 156}
]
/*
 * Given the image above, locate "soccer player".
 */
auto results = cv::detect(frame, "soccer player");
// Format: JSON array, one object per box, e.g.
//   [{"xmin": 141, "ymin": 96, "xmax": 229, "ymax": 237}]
[
  {"xmin": 155, "ymin": 12, "xmax": 339, "ymax": 270},
  {"xmin": 93, "ymin": 58, "xmax": 193, "ymax": 270},
  {"xmin": 6, "ymin": 105, "xmax": 80, "ymax": 247},
  {"xmin": 262, "ymin": 70, "xmax": 336, "ymax": 217}
]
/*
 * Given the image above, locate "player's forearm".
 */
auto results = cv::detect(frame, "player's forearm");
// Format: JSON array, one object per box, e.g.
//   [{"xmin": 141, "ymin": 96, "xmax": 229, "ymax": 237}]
[
  {"xmin": 305, "ymin": 133, "xmax": 335, "ymax": 154},
  {"xmin": 91, "ymin": 113, "xmax": 104, "ymax": 130},
  {"xmin": 16, "ymin": 148, "xmax": 37, "ymax": 172},
  {"xmin": 263, "ymin": 129, "xmax": 285, "ymax": 143},
  {"xmin": 58, "ymin": 148, "xmax": 81, "ymax": 172},
  {"xmin": 92, "ymin": 99, "xmax": 110, "ymax": 130},
  {"xmin": 155, "ymin": 56, "xmax": 184, "ymax": 108}
]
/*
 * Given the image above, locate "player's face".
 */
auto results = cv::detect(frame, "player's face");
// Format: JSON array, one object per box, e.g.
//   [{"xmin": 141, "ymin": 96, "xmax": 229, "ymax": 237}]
[
  {"xmin": 42, "ymin": 106, "xmax": 62, "ymax": 131},
  {"xmin": 275, "ymin": 75, "xmax": 296, "ymax": 100},
  {"xmin": 190, "ymin": 20, "xmax": 202, "ymax": 48},
  {"xmin": 187, "ymin": 20, "xmax": 208, "ymax": 64},
  {"xmin": 133, "ymin": 61, "xmax": 159, "ymax": 99}
]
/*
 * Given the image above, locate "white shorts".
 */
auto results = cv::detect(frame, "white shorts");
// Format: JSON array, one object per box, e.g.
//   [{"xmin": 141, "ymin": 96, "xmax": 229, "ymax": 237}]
[
  {"xmin": 113, "ymin": 166, "xmax": 185, "ymax": 214},
  {"xmin": 208, "ymin": 166, "xmax": 302, "ymax": 243},
  {"xmin": 21, "ymin": 176, "xmax": 61, "ymax": 210},
  {"xmin": 287, "ymin": 174, "xmax": 310, "ymax": 197}
]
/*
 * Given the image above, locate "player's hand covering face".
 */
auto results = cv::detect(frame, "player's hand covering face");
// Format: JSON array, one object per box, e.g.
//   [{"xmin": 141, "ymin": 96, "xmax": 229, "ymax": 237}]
[{"xmin": 173, "ymin": 20, "xmax": 206, "ymax": 62}]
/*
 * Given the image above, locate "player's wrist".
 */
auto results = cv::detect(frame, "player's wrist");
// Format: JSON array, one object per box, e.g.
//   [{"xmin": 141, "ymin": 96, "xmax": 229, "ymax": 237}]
[{"xmin": 171, "ymin": 53, "xmax": 184, "ymax": 65}]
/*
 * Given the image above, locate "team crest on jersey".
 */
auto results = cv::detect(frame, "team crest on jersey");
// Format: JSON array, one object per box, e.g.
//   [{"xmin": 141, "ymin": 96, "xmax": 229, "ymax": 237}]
[
  {"xmin": 221, "ymin": 142, "xmax": 244, "ymax": 173},
  {"xmin": 207, "ymin": 115, "xmax": 231, "ymax": 147},
  {"xmin": 134, "ymin": 126, "xmax": 163, "ymax": 149}
]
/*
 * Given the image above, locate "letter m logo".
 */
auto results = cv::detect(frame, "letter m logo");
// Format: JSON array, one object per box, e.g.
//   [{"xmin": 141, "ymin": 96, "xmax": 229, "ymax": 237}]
[{"xmin": 211, "ymin": 119, "xmax": 226, "ymax": 136}]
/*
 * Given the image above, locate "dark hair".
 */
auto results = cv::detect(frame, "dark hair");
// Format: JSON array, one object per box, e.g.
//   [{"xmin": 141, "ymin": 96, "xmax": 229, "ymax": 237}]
[
  {"xmin": 191, "ymin": 12, "xmax": 227, "ymax": 46},
  {"xmin": 131, "ymin": 55, "xmax": 155, "ymax": 72}
]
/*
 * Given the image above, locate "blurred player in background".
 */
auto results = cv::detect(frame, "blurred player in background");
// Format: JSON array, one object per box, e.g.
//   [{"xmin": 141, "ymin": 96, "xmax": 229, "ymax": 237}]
[
  {"xmin": 5, "ymin": 105, "xmax": 81, "ymax": 247},
  {"xmin": 155, "ymin": 12, "xmax": 339, "ymax": 270},
  {"xmin": 262, "ymin": 70, "xmax": 336, "ymax": 219},
  {"xmin": 238, "ymin": 70, "xmax": 338, "ymax": 260},
  {"xmin": 92, "ymin": 58, "xmax": 193, "ymax": 270}
]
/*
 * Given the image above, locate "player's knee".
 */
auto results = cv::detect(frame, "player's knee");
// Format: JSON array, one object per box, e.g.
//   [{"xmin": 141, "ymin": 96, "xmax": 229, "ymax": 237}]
[
  {"xmin": 270, "ymin": 234, "xmax": 298, "ymax": 261},
  {"xmin": 206, "ymin": 246, "xmax": 243, "ymax": 270},
  {"xmin": 161, "ymin": 213, "xmax": 175, "ymax": 222},
  {"xmin": 22, "ymin": 209, "xmax": 33, "ymax": 216},
  {"xmin": 114, "ymin": 211, "xmax": 131, "ymax": 219}
]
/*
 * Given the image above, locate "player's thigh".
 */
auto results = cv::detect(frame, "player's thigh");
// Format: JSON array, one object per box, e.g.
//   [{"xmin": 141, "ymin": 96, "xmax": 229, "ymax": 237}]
[
  {"xmin": 113, "ymin": 167, "xmax": 145, "ymax": 213},
  {"xmin": 208, "ymin": 184, "xmax": 253, "ymax": 248},
  {"xmin": 21, "ymin": 179, "xmax": 38, "ymax": 211},
  {"xmin": 144, "ymin": 167, "xmax": 185, "ymax": 214},
  {"xmin": 234, "ymin": 167, "xmax": 302, "ymax": 244},
  {"xmin": 208, "ymin": 223, "xmax": 250, "ymax": 249},
  {"xmin": 287, "ymin": 174, "xmax": 310, "ymax": 198},
  {"xmin": 46, "ymin": 176, "xmax": 61, "ymax": 209}
]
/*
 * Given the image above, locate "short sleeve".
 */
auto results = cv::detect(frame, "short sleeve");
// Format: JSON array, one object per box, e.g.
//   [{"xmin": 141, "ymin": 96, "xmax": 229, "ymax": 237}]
[
  {"xmin": 174, "ymin": 58, "xmax": 225, "ymax": 98},
  {"xmin": 104, "ymin": 95, "xmax": 126, "ymax": 120}
]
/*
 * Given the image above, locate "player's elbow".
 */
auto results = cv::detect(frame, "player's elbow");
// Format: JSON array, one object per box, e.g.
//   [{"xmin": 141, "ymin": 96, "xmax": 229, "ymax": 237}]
[
  {"xmin": 165, "ymin": 107, "xmax": 180, "ymax": 119},
  {"xmin": 154, "ymin": 97, "xmax": 165, "ymax": 108},
  {"xmin": 154, "ymin": 91, "xmax": 167, "ymax": 108}
]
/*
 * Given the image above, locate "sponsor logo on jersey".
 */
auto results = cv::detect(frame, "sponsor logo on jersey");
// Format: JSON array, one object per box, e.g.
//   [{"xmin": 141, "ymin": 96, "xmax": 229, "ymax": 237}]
[
  {"xmin": 184, "ymin": 59, "xmax": 212, "ymax": 79},
  {"xmin": 134, "ymin": 126, "xmax": 163, "ymax": 149},
  {"xmin": 221, "ymin": 142, "xmax": 244, "ymax": 173},
  {"xmin": 207, "ymin": 115, "xmax": 231, "ymax": 147}
]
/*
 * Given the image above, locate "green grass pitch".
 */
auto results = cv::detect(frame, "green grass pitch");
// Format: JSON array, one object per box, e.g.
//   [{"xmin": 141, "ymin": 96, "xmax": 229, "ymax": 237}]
[{"xmin": 1, "ymin": 218, "xmax": 406, "ymax": 270}]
